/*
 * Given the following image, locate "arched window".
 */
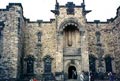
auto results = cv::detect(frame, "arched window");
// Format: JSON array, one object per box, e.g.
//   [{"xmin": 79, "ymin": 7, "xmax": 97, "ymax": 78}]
[
  {"xmin": 105, "ymin": 56, "xmax": 112, "ymax": 72},
  {"xmin": 24, "ymin": 55, "xmax": 35, "ymax": 74},
  {"xmin": 44, "ymin": 56, "xmax": 52, "ymax": 73},
  {"xmin": 89, "ymin": 55, "xmax": 96, "ymax": 72},
  {"xmin": 27, "ymin": 60, "xmax": 34, "ymax": 74}
]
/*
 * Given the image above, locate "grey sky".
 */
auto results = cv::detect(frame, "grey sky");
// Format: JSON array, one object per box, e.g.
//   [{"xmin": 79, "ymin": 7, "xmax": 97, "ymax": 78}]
[{"xmin": 0, "ymin": 0, "xmax": 120, "ymax": 21}]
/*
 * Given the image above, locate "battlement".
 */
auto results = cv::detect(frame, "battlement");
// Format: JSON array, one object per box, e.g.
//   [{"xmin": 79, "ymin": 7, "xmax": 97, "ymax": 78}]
[
  {"xmin": 0, "ymin": 2, "xmax": 119, "ymax": 23},
  {"xmin": 0, "ymin": 3, "xmax": 22, "ymax": 11}
]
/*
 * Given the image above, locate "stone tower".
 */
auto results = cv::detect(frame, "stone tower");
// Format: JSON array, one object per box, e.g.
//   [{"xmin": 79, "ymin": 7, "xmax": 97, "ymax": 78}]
[
  {"xmin": 53, "ymin": 2, "xmax": 90, "ymax": 80},
  {"xmin": 0, "ymin": 3, "xmax": 24, "ymax": 80}
]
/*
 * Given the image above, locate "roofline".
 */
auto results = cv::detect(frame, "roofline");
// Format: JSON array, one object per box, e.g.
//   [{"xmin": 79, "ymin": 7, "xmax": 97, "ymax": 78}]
[
  {"xmin": 0, "ymin": 3, "xmax": 23, "ymax": 11},
  {"xmin": 59, "ymin": 5, "xmax": 82, "ymax": 8},
  {"xmin": 110, "ymin": 6, "xmax": 120, "ymax": 22},
  {"xmin": 25, "ymin": 18, "xmax": 55, "ymax": 24},
  {"xmin": 86, "ymin": 20, "xmax": 109, "ymax": 24},
  {"xmin": 0, "ymin": 3, "xmax": 119, "ymax": 24}
]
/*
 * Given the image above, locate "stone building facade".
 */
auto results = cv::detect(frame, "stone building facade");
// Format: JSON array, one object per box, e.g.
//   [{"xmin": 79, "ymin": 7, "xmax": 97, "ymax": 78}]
[{"xmin": 0, "ymin": 1, "xmax": 120, "ymax": 81}]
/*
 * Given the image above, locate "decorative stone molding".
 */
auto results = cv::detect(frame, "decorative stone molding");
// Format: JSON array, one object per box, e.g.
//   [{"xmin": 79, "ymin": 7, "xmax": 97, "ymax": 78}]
[{"xmin": 59, "ymin": 17, "xmax": 85, "ymax": 32}]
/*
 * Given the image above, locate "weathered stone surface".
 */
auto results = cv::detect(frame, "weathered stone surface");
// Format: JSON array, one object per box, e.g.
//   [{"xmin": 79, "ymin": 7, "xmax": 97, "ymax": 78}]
[{"xmin": 0, "ymin": 4, "xmax": 23, "ymax": 79}]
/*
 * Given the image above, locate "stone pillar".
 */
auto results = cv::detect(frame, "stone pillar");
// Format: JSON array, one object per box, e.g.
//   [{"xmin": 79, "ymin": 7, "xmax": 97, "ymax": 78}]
[
  {"xmin": 34, "ymin": 42, "xmax": 43, "ymax": 80},
  {"xmin": 81, "ymin": 31, "xmax": 89, "ymax": 72},
  {"xmin": 0, "ymin": 21, "xmax": 5, "ymax": 79},
  {"xmin": 96, "ymin": 44, "xmax": 104, "ymax": 73},
  {"xmin": 55, "ymin": 31, "xmax": 64, "ymax": 80}
]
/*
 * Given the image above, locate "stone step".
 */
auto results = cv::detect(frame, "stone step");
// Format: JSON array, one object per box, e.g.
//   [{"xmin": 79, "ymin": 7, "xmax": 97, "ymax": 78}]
[
  {"xmin": 66, "ymin": 80, "xmax": 109, "ymax": 81},
  {"xmin": 66, "ymin": 79, "xmax": 77, "ymax": 81},
  {"xmin": 95, "ymin": 80, "xmax": 109, "ymax": 81}
]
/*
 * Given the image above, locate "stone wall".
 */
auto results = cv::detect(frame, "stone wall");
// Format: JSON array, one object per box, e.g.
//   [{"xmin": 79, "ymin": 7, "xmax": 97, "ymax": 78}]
[
  {"xmin": 111, "ymin": 7, "xmax": 120, "ymax": 75},
  {"xmin": 0, "ymin": 2, "xmax": 120, "ymax": 80},
  {"xmin": 86, "ymin": 7, "xmax": 120, "ymax": 74},
  {"xmin": 87, "ymin": 21, "xmax": 118, "ymax": 72},
  {"xmin": 0, "ymin": 4, "xmax": 23, "ymax": 79},
  {"xmin": 56, "ymin": 6, "xmax": 89, "ymax": 73},
  {"xmin": 41, "ymin": 22, "xmax": 57, "ymax": 74},
  {"xmin": 23, "ymin": 22, "xmax": 43, "ymax": 77},
  {"xmin": 24, "ymin": 20, "xmax": 57, "ymax": 78}
]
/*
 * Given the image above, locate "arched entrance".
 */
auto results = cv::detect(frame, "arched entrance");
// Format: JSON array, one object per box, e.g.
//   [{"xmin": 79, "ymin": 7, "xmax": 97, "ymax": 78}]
[{"xmin": 68, "ymin": 66, "xmax": 77, "ymax": 79}]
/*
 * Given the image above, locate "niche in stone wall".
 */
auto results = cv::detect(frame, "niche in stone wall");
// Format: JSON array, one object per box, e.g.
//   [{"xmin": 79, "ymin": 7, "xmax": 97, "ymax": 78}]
[
  {"xmin": 24, "ymin": 55, "xmax": 35, "ymax": 75},
  {"xmin": 37, "ymin": 32, "xmax": 42, "ymax": 42},
  {"xmin": 43, "ymin": 55, "xmax": 53, "ymax": 73},
  {"xmin": 0, "ymin": 22, "xmax": 4, "ymax": 40},
  {"xmin": 0, "ymin": 21, "xmax": 4, "ymax": 59},
  {"xmin": 89, "ymin": 55, "xmax": 96, "ymax": 72},
  {"xmin": 0, "ymin": 28, "xmax": 3, "ymax": 40},
  {"xmin": 63, "ymin": 24, "xmax": 80, "ymax": 47},
  {"xmin": 95, "ymin": 31, "xmax": 101, "ymax": 43}
]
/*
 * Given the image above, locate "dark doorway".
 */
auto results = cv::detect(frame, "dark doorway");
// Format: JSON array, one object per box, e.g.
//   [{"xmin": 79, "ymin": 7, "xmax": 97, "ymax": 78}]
[{"xmin": 68, "ymin": 66, "xmax": 77, "ymax": 79}]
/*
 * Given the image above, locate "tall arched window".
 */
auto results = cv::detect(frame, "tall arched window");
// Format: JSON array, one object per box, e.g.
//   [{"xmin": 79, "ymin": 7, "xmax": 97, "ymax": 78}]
[
  {"xmin": 44, "ymin": 56, "xmax": 52, "ymax": 73},
  {"xmin": 105, "ymin": 56, "xmax": 112, "ymax": 72},
  {"xmin": 89, "ymin": 55, "xmax": 96, "ymax": 72},
  {"xmin": 24, "ymin": 55, "xmax": 35, "ymax": 74}
]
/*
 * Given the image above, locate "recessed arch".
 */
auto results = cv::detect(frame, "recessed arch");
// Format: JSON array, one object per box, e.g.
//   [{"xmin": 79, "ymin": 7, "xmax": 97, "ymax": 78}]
[
  {"xmin": 63, "ymin": 24, "xmax": 79, "ymax": 47},
  {"xmin": 89, "ymin": 54, "xmax": 97, "ymax": 59},
  {"xmin": 59, "ymin": 17, "xmax": 85, "ymax": 32},
  {"xmin": 43, "ymin": 55, "xmax": 53, "ymax": 60},
  {"xmin": 103, "ymin": 54, "xmax": 114, "ymax": 59},
  {"xmin": 64, "ymin": 60, "xmax": 80, "ymax": 79},
  {"xmin": 59, "ymin": 18, "xmax": 85, "ymax": 47}
]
